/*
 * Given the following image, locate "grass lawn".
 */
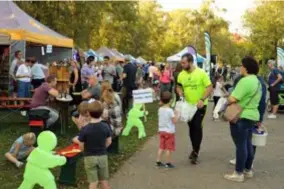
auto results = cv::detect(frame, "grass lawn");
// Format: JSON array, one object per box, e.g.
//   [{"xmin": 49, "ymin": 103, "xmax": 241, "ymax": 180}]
[{"xmin": 0, "ymin": 103, "xmax": 158, "ymax": 188}]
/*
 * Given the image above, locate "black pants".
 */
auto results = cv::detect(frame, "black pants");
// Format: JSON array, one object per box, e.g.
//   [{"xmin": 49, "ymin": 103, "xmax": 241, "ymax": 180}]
[
  {"xmin": 188, "ymin": 106, "xmax": 207, "ymax": 154},
  {"xmin": 31, "ymin": 79, "xmax": 45, "ymax": 89},
  {"xmin": 213, "ymin": 96, "xmax": 221, "ymax": 108},
  {"xmin": 122, "ymin": 87, "xmax": 134, "ymax": 114}
]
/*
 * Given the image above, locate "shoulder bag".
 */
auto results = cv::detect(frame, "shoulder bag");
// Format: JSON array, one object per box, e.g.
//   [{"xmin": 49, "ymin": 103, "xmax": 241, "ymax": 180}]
[{"xmin": 223, "ymin": 83, "xmax": 260, "ymax": 124}]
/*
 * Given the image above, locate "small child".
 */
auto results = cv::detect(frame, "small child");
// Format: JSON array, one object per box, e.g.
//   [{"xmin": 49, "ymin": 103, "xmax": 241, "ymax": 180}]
[
  {"xmin": 78, "ymin": 101, "xmax": 112, "ymax": 189},
  {"xmin": 72, "ymin": 101, "xmax": 91, "ymax": 144},
  {"xmin": 5, "ymin": 132, "xmax": 36, "ymax": 168},
  {"xmin": 156, "ymin": 91, "xmax": 178, "ymax": 168}
]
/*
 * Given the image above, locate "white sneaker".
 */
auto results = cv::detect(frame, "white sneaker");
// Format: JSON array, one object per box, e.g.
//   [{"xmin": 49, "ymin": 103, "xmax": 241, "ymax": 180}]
[
  {"xmin": 224, "ymin": 171, "xmax": 244, "ymax": 182},
  {"xmin": 267, "ymin": 114, "xmax": 277, "ymax": 119},
  {"xmin": 229, "ymin": 158, "xmax": 236, "ymax": 165},
  {"xmin": 20, "ymin": 111, "xmax": 26, "ymax": 116},
  {"xmin": 15, "ymin": 161, "xmax": 24, "ymax": 168},
  {"xmin": 244, "ymin": 169, "xmax": 254, "ymax": 178}
]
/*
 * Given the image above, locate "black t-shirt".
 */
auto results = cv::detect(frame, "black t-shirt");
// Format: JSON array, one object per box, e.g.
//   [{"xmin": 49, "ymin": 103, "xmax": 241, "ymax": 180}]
[
  {"xmin": 78, "ymin": 121, "xmax": 111, "ymax": 156},
  {"xmin": 123, "ymin": 63, "xmax": 137, "ymax": 88}
]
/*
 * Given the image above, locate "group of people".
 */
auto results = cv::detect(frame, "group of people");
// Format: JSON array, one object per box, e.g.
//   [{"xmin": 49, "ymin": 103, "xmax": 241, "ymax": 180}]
[
  {"xmin": 155, "ymin": 54, "xmax": 279, "ymax": 184},
  {"xmin": 5, "ymin": 50, "xmax": 284, "ymax": 188}
]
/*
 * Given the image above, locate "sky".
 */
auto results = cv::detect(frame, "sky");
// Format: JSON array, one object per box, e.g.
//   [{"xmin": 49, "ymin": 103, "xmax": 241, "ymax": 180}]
[{"xmin": 157, "ymin": 0, "xmax": 256, "ymax": 33}]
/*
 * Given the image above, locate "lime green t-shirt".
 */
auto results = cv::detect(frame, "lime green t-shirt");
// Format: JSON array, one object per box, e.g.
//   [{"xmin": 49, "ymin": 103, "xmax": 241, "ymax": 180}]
[
  {"xmin": 177, "ymin": 67, "xmax": 212, "ymax": 105},
  {"xmin": 231, "ymin": 75, "xmax": 262, "ymax": 121}
]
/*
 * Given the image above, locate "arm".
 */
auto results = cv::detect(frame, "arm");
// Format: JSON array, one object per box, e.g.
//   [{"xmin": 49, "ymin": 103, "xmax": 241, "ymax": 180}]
[
  {"xmin": 105, "ymin": 137, "xmax": 112, "ymax": 147},
  {"xmin": 81, "ymin": 89, "xmax": 92, "ymax": 99},
  {"xmin": 48, "ymin": 88, "xmax": 59, "ymax": 98},
  {"xmin": 271, "ymin": 72, "xmax": 282, "ymax": 87},
  {"xmin": 172, "ymin": 111, "xmax": 179, "ymax": 124},
  {"xmin": 78, "ymin": 141, "xmax": 84, "ymax": 151},
  {"xmin": 11, "ymin": 143, "xmax": 21, "ymax": 157},
  {"xmin": 39, "ymin": 64, "xmax": 48, "ymax": 70},
  {"xmin": 16, "ymin": 66, "xmax": 30, "ymax": 78},
  {"xmin": 72, "ymin": 68, "xmax": 79, "ymax": 86},
  {"xmin": 176, "ymin": 85, "xmax": 183, "ymax": 97},
  {"xmin": 9, "ymin": 61, "xmax": 16, "ymax": 80}
]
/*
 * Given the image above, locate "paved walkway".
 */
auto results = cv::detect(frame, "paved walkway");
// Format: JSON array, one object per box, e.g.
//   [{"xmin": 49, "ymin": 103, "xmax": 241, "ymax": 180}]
[{"xmin": 110, "ymin": 106, "xmax": 284, "ymax": 189}]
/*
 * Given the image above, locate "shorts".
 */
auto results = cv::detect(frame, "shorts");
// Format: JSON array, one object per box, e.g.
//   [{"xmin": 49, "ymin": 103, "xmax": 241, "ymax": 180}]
[
  {"xmin": 269, "ymin": 86, "xmax": 279, "ymax": 105},
  {"xmin": 84, "ymin": 155, "xmax": 109, "ymax": 182},
  {"xmin": 159, "ymin": 132, "xmax": 175, "ymax": 151}
]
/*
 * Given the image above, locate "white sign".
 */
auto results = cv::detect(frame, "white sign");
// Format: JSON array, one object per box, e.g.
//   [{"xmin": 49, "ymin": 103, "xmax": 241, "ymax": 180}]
[
  {"xmin": 46, "ymin": 45, "xmax": 52, "ymax": 53},
  {"xmin": 41, "ymin": 46, "xmax": 45, "ymax": 55},
  {"xmin": 133, "ymin": 88, "xmax": 153, "ymax": 104}
]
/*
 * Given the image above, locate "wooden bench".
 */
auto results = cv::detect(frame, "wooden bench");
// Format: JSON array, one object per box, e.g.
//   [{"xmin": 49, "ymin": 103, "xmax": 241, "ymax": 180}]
[{"xmin": 0, "ymin": 97, "xmax": 32, "ymax": 121}]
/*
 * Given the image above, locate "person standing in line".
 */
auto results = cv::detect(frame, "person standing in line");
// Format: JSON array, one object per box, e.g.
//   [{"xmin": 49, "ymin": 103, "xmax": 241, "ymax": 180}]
[
  {"xmin": 81, "ymin": 56, "xmax": 95, "ymax": 90},
  {"xmin": 78, "ymin": 101, "xmax": 112, "ymax": 189},
  {"xmin": 16, "ymin": 58, "xmax": 33, "ymax": 116},
  {"xmin": 176, "ymin": 53, "xmax": 213, "ymax": 165},
  {"xmin": 224, "ymin": 56, "xmax": 261, "ymax": 182},
  {"xmin": 69, "ymin": 59, "xmax": 82, "ymax": 106},
  {"xmin": 267, "ymin": 59, "xmax": 282, "ymax": 119},
  {"xmin": 156, "ymin": 91, "xmax": 179, "ymax": 168},
  {"xmin": 121, "ymin": 56, "xmax": 137, "ymax": 114},
  {"xmin": 31, "ymin": 57, "xmax": 48, "ymax": 89},
  {"xmin": 103, "ymin": 56, "xmax": 116, "ymax": 88},
  {"xmin": 159, "ymin": 63, "xmax": 172, "ymax": 93},
  {"xmin": 9, "ymin": 50, "xmax": 22, "ymax": 97}
]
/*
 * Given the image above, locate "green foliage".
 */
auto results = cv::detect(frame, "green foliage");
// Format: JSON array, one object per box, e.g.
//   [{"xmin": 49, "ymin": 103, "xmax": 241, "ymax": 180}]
[{"xmin": 15, "ymin": 0, "xmax": 245, "ymax": 64}]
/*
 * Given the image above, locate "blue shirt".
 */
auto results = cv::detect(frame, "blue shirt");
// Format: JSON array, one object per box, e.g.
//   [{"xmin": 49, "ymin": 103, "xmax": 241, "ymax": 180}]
[
  {"xmin": 31, "ymin": 63, "xmax": 47, "ymax": 79},
  {"xmin": 268, "ymin": 68, "xmax": 281, "ymax": 88},
  {"xmin": 143, "ymin": 64, "xmax": 149, "ymax": 74}
]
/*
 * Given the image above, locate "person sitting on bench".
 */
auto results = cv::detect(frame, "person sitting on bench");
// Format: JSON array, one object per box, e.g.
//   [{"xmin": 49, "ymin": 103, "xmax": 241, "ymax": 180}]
[{"xmin": 30, "ymin": 75, "xmax": 59, "ymax": 128}]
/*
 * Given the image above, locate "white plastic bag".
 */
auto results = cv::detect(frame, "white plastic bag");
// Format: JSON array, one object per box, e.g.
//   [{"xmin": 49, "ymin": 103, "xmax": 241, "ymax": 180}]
[
  {"xmin": 175, "ymin": 97, "xmax": 197, "ymax": 122},
  {"xmin": 213, "ymin": 97, "xmax": 227, "ymax": 119}
]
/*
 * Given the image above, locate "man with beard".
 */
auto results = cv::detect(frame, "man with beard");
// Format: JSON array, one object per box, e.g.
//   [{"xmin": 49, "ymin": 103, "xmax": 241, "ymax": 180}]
[{"xmin": 176, "ymin": 53, "xmax": 213, "ymax": 164}]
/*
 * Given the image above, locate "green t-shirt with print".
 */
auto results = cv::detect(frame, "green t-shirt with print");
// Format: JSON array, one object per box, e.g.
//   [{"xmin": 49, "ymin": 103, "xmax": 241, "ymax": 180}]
[
  {"xmin": 231, "ymin": 75, "xmax": 262, "ymax": 121},
  {"xmin": 177, "ymin": 67, "xmax": 211, "ymax": 105}
]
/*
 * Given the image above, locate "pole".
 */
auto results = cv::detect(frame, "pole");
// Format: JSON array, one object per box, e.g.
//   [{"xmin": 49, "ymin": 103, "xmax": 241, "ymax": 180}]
[{"xmin": 143, "ymin": 104, "xmax": 147, "ymax": 122}]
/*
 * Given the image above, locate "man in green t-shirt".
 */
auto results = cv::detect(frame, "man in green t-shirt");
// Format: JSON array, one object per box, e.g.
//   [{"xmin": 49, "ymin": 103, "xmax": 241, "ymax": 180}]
[{"xmin": 176, "ymin": 53, "xmax": 213, "ymax": 164}]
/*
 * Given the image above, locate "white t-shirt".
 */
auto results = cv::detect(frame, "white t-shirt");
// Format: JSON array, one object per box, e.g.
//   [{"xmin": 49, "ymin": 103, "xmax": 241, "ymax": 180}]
[
  {"xmin": 213, "ymin": 82, "xmax": 224, "ymax": 97},
  {"xmin": 16, "ymin": 64, "xmax": 31, "ymax": 82},
  {"xmin": 158, "ymin": 107, "xmax": 175, "ymax": 133}
]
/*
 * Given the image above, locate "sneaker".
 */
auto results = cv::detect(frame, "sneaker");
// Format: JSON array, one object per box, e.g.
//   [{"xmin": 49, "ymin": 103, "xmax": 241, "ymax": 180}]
[
  {"xmin": 229, "ymin": 158, "xmax": 254, "ymax": 168},
  {"xmin": 268, "ymin": 114, "xmax": 277, "ymax": 119},
  {"xmin": 156, "ymin": 161, "xmax": 165, "ymax": 168},
  {"xmin": 189, "ymin": 151, "xmax": 194, "ymax": 160},
  {"xmin": 15, "ymin": 161, "xmax": 24, "ymax": 168},
  {"xmin": 224, "ymin": 171, "xmax": 244, "ymax": 182},
  {"xmin": 165, "ymin": 163, "xmax": 175, "ymax": 168},
  {"xmin": 20, "ymin": 111, "xmax": 26, "ymax": 117},
  {"xmin": 229, "ymin": 158, "xmax": 236, "ymax": 165},
  {"xmin": 244, "ymin": 169, "xmax": 254, "ymax": 178},
  {"xmin": 190, "ymin": 152, "xmax": 199, "ymax": 165}
]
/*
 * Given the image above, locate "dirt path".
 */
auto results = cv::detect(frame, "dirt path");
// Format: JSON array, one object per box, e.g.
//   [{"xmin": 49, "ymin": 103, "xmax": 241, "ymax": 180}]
[{"xmin": 110, "ymin": 106, "xmax": 284, "ymax": 189}]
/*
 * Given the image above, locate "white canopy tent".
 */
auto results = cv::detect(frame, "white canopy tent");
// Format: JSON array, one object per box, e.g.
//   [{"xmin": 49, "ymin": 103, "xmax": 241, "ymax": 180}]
[{"xmin": 166, "ymin": 46, "xmax": 197, "ymax": 65}]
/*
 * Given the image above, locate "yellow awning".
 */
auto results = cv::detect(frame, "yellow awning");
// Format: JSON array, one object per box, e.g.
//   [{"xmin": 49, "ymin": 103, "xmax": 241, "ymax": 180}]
[{"xmin": 0, "ymin": 29, "xmax": 73, "ymax": 48}]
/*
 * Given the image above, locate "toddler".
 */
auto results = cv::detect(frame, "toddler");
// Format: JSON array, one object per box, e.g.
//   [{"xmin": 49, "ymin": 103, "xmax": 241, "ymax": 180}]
[
  {"xmin": 72, "ymin": 101, "xmax": 91, "ymax": 144},
  {"xmin": 5, "ymin": 132, "xmax": 36, "ymax": 168},
  {"xmin": 156, "ymin": 91, "xmax": 178, "ymax": 168}
]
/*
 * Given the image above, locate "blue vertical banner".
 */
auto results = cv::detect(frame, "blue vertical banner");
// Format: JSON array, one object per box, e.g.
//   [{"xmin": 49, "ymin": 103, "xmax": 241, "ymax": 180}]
[
  {"xmin": 204, "ymin": 32, "xmax": 211, "ymax": 75},
  {"xmin": 277, "ymin": 47, "xmax": 284, "ymax": 67}
]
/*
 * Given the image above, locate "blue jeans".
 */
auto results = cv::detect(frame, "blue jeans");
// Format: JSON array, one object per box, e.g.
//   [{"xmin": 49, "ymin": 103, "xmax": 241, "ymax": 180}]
[
  {"xmin": 17, "ymin": 81, "xmax": 31, "ymax": 98},
  {"xmin": 230, "ymin": 119, "xmax": 255, "ymax": 173}
]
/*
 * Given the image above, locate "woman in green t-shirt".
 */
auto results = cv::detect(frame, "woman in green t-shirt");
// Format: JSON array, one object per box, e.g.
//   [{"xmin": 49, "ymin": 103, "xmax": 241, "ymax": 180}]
[{"xmin": 224, "ymin": 56, "xmax": 262, "ymax": 183}]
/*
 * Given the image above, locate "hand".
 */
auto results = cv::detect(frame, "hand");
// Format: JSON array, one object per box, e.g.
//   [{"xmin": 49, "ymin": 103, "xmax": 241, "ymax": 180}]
[
  {"xmin": 145, "ymin": 111, "xmax": 149, "ymax": 115},
  {"xmin": 197, "ymin": 100, "xmax": 204, "ymax": 109},
  {"xmin": 270, "ymin": 83, "xmax": 275, "ymax": 87}
]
